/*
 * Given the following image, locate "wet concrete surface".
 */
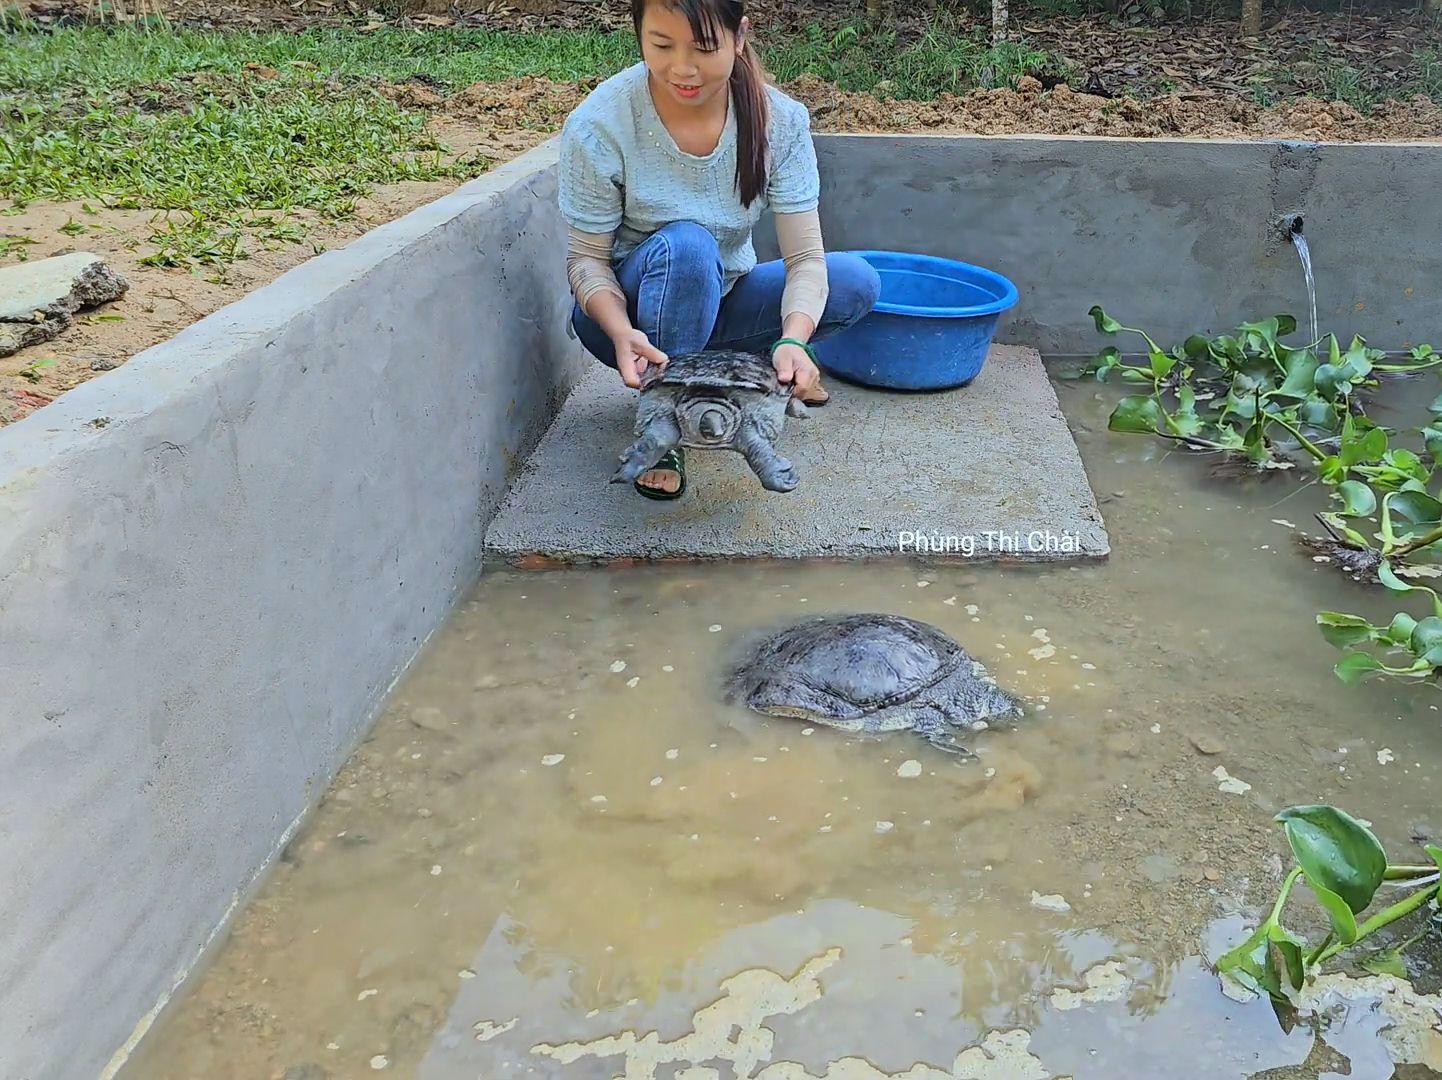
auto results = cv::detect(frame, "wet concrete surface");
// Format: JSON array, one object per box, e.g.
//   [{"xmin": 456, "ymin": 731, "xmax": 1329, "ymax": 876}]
[{"xmin": 484, "ymin": 345, "xmax": 1109, "ymax": 566}]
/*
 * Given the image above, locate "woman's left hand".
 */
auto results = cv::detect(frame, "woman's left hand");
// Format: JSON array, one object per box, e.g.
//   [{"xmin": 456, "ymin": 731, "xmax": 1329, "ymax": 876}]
[{"xmin": 772, "ymin": 342, "xmax": 820, "ymax": 398}]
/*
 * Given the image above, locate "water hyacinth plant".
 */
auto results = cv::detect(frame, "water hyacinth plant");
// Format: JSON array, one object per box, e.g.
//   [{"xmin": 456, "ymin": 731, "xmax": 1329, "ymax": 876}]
[
  {"xmin": 1216, "ymin": 804, "xmax": 1441, "ymax": 1001},
  {"xmin": 1079, "ymin": 306, "xmax": 1442, "ymax": 685}
]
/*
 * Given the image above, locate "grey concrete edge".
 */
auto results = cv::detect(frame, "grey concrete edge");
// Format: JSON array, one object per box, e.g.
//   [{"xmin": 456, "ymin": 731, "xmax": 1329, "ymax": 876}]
[{"xmin": 0, "ymin": 138, "xmax": 569, "ymax": 1079}]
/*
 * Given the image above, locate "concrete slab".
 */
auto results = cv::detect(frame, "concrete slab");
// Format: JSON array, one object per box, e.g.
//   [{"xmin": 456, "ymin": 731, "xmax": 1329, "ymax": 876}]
[{"xmin": 484, "ymin": 344, "xmax": 1109, "ymax": 566}]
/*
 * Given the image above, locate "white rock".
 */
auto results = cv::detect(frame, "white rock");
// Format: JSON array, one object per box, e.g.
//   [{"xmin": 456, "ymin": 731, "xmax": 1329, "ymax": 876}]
[
  {"xmin": 609, "ymin": 660, "xmax": 627, "ymax": 673},
  {"xmin": 1213, "ymin": 765, "xmax": 1252, "ymax": 795},
  {"xmin": 1378, "ymin": 748, "xmax": 1395, "ymax": 765},
  {"xmin": 473, "ymin": 1017, "xmax": 518, "ymax": 1042},
  {"xmin": 626, "ymin": 676, "xmax": 640, "ymax": 688},
  {"xmin": 1050, "ymin": 960, "xmax": 1130, "ymax": 1010},
  {"xmin": 708, "ymin": 624, "xmax": 723, "ymax": 632},
  {"xmin": 875, "ymin": 821, "xmax": 894, "ymax": 833},
  {"xmin": 897, "ymin": 760, "xmax": 923, "ymax": 778},
  {"xmin": 1030, "ymin": 891, "xmax": 1071, "ymax": 913},
  {"xmin": 666, "ymin": 748, "xmax": 679, "ymax": 759},
  {"xmin": 370, "ymin": 1055, "xmax": 389, "ymax": 1069},
  {"xmin": 541, "ymin": 754, "xmax": 565, "ymax": 766}
]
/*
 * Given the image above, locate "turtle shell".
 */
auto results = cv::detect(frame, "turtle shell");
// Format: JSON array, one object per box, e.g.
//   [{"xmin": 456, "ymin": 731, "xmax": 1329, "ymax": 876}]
[
  {"xmin": 640, "ymin": 349, "xmax": 779, "ymax": 395},
  {"xmin": 728, "ymin": 613, "xmax": 966, "ymax": 720}
]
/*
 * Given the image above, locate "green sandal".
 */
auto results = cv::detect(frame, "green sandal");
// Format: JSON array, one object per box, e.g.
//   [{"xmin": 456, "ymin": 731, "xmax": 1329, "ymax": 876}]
[{"xmin": 634, "ymin": 447, "xmax": 686, "ymax": 500}]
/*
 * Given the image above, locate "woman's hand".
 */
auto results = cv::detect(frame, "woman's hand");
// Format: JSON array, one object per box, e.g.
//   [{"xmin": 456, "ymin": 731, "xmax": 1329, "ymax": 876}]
[
  {"xmin": 611, "ymin": 329, "xmax": 669, "ymax": 388},
  {"xmin": 771, "ymin": 341, "xmax": 820, "ymax": 398}
]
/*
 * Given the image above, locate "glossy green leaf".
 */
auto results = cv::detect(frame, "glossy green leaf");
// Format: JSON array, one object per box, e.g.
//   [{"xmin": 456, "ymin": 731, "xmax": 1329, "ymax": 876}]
[
  {"xmin": 1268, "ymin": 923, "xmax": 1307, "ymax": 992},
  {"xmin": 1277, "ymin": 349, "xmax": 1320, "ymax": 398},
  {"xmin": 1411, "ymin": 616, "xmax": 1442, "ymax": 665},
  {"xmin": 1315, "ymin": 363, "xmax": 1343, "ymax": 399},
  {"xmin": 1335, "ymin": 652, "xmax": 1385, "ymax": 685},
  {"xmin": 1426, "ymin": 844, "xmax": 1442, "ymax": 873},
  {"xmin": 1387, "ymin": 612, "xmax": 1420, "ymax": 645},
  {"xmin": 1214, "ymin": 921, "xmax": 1283, "ymax": 998},
  {"xmin": 1183, "ymin": 334, "xmax": 1211, "ymax": 360},
  {"xmin": 1109, "ymin": 396, "xmax": 1163, "ymax": 434},
  {"xmin": 1386, "ymin": 490, "xmax": 1442, "ymax": 527},
  {"xmin": 1377, "ymin": 561, "xmax": 1442, "ymax": 618},
  {"xmin": 1090, "ymin": 305, "xmax": 1122, "ymax": 334},
  {"xmin": 1337, "ymin": 481, "xmax": 1377, "ymax": 517},
  {"xmin": 1276, "ymin": 804, "xmax": 1387, "ymax": 916},
  {"xmin": 1310, "ymin": 880, "xmax": 1361, "ymax": 944},
  {"xmin": 1151, "ymin": 349, "xmax": 1176, "ymax": 380},
  {"xmin": 1316, "ymin": 612, "xmax": 1375, "ymax": 648}
]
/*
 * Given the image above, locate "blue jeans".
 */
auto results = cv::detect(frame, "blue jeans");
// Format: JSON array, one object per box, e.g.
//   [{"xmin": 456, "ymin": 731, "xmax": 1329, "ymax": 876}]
[{"xmin": 571, "ymin": 220, "xmax": 881, "ymax": 366}]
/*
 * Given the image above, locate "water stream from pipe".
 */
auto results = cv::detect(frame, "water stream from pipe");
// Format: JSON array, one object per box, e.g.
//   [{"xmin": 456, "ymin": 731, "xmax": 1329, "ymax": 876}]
[{"xmin": 1290, "ymin": 226, "xmax": 1318, "ymax": 346}]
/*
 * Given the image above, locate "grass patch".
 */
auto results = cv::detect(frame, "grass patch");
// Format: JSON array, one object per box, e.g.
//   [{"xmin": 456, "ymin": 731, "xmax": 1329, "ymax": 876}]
[
  {"xmin": 0, "ymin": 18, "xmax": 1054, "ymax": 267},
  {"xmin": 762, "ymin": 19, "xmax": 1052, "ymax": 95},
  {"xmin": 0, "ymin": 20, "xmax": 1049, "ymax": 99}
]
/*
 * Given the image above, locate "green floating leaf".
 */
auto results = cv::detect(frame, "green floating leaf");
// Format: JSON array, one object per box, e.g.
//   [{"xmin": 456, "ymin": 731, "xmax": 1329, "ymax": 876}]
[
  {"xmin": 1316, "ymin": 611, "xmax": 1375, "ymax": 649},
  {"xmin": 1387, "ymin": 611, "xmax": 1420, "ymax": 646},
  {"xmin": 1183, "ymin": 334, "xmax": 1211, "ymax": 360},
  {"xmin": 1109, "ymin": 395, "xmax": 1163, "ymax": 434},
  {"xmin": 1426, "ymin": 844, "xmax": 1442, "ymax": 873},
  {"xmin": 1387, "ymin": 490, "xmax": 1442, "ymax": 528},
  {"xmin": 1337, "ymin": 480, "xmax": 1377, "ymax": 518},
  {"xmin": 1276, "ymin": 804, "xmax": 1387, "ymax": 916},
  {"xmin": 1411, "ymin": 616, "xmax": 1442, "ymax": 666},
  {"xmin": 1335, "ymin": 651, "xmax": 1386, "ymax": 685},
  {"xmin": 1276, "ymin": 349, "xmax": 1320, "ymax": 399},
  {"xmin": 1378, "ymin": 561, "xmax": 1442, "ymax": 618},
  {"xmin": 1215, "ymin": 921, "xmax": 1283, "ymax": 999}
]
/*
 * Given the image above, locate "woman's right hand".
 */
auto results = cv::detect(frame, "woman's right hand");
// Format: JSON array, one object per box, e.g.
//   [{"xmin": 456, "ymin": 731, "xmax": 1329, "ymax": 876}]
[{"xmin": 611, "ymin": 329, "xmax": 669, "ymax": 388}]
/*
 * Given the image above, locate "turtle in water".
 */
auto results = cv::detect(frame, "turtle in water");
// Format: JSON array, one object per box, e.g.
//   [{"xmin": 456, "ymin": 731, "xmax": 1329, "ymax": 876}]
[
  {"xmin": 722, "ymin": 613, "xmax": 1024, "ymax": 756},
  {"xmin": 610, "ymin": 349, "xmax": 809, "ymax": 493}
]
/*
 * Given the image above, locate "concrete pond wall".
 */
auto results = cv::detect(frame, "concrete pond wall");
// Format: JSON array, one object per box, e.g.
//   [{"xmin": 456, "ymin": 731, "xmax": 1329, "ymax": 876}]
[
  {"xmin": 760, "ymin": 135, "xmax": 1441, "ymax": 360},
  {"xmin": 2, "ymin": 132, "xmax": 1436, "ymax": 1080}
]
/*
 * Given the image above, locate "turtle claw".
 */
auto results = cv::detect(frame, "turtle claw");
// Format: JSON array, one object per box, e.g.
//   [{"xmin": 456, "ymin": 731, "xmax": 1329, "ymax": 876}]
[{"xmin": 925, "ymin": 733, "xmax": 978, "ymax": 760}]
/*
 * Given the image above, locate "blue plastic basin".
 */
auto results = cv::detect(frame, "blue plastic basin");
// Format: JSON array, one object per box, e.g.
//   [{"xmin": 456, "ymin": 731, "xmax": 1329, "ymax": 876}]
[{"xmin": 813, "ymin": 250, "xmax": 1020, "ymax": 390}]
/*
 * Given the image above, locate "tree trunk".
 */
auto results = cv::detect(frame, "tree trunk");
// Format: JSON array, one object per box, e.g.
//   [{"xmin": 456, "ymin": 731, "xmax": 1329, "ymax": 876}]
[
  {"xmin": 1240, "ymin": 0, "xmax": 1262, "ymax": 36},
  {"xmin": 866, "ymin": 0, "xmax": 881, "ymax": 18},
  {"xmin": 1426, "ymin": 0, "xmax": 1440, "ymax": 16},
  {"xmin": 992, "ymin": 0, "xmax": 1009, "ymax": 43}
]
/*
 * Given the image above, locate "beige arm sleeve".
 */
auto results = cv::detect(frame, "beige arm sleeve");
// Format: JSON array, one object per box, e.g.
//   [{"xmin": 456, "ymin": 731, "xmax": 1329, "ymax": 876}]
[
  {"xmin": 566, "ymin": 226, "xmax": 626, "ymax": 313},
  {"xmin": 774, "ymin": 209, "xmax": 829, "ymax": 328}
]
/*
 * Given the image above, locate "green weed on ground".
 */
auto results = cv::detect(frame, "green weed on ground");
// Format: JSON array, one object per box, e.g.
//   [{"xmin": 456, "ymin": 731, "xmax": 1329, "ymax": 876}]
[
  {"xmin": 0, "ymin": 21, "xmax": 1049, "ymax": 98},
  {"xmin": 0, "ymin": 21, "xmax": 1053, "ymax": 269}
]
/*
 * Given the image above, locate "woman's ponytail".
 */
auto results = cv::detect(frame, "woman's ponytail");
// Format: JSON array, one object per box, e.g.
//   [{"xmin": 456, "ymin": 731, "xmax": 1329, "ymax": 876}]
[{"xmin": 729, "ymin": 39, "xmax": 769, "ymax": 208}]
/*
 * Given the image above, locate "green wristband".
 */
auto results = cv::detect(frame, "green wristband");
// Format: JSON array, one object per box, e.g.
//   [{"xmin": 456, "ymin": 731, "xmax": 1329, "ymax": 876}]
[{"xmin": 771, "ymin": 337, "xmax": 818, "ymax": 363}]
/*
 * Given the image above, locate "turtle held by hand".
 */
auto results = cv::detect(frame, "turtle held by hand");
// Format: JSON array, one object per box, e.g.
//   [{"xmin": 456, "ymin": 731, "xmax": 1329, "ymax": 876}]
[{"xmin": 611, "ymin": 349, "xmax": 809, "ymax": 493}]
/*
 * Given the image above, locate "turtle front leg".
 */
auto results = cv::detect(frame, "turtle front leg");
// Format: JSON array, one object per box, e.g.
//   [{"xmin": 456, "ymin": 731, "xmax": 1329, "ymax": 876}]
[
  {"xmin": 913, "ymin": 709, "xmax": 979, "ymax": 761},
  {"xmin": 611, "ymin": 410, "xmax": 682, "ymax": 485},
  {"xmin": 735, "ymin": 417, "xmax": 799, "ymax": 493}
]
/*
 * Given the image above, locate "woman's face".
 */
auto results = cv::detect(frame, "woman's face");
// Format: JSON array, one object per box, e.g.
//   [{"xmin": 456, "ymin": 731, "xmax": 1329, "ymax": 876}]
[{"xmin": 637, "ymin": 1, "xmax": 746, "ymax": 110}]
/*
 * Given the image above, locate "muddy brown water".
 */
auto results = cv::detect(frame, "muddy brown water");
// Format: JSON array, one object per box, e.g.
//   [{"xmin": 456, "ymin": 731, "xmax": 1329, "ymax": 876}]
[{"xmin": 118, "ymin": 376, "xmax": 1442, "ymax": 1079}]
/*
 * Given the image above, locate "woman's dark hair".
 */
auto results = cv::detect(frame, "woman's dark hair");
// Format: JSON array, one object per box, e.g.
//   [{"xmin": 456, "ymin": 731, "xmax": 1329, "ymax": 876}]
[{"xmin": 631, "ymin": 0, "xmax": 770, "ymax": 207}]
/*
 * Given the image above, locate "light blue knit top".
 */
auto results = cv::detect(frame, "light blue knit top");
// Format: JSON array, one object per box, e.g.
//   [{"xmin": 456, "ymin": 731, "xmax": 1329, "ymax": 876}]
[{"xmin": 557, "ymin": 61, "xmax": 821, "ymax": 294}]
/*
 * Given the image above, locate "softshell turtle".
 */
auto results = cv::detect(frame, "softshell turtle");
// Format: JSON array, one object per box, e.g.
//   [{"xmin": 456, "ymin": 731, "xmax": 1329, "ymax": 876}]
[
  {"xmin": 722, "ymin": 613, "xmax": 1024, "ymax": 756},
  {"xmin": 611, "ymin": 349, "xmax": 809, "ymax": 493}
]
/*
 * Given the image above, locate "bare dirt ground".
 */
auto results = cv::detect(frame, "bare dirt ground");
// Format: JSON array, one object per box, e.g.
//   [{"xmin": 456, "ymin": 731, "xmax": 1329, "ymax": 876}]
[{"xmin": 5, "ymin": 0, "xmax": 1442, "ymax": 424}]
